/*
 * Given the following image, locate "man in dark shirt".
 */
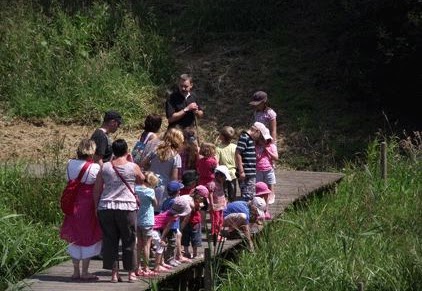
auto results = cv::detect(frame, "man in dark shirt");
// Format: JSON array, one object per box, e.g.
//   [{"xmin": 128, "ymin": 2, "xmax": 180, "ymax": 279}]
[
  {"xmin": 165, "ymin": 74, "xmax": 204, "ymax": 129},
  {"xmin": 90, "ymin": 110, "xmax": 122, "ymax": 165}
]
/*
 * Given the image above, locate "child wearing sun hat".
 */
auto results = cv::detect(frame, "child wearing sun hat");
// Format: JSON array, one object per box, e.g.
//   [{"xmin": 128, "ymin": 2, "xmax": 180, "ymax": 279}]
[
  {"xmin": 254, "ymin": 123, "xmax": 278, "ymax": 204},
  {"xmin": 207, "ymin": 165, "xmax": 231, "ymax": 242},
  {"xmin": 150, "ymin": 196, "xmax": 192, "ymax": 274},
  {"xmin": 255, "ymin": 181, "xmax": 272, "ymax": 220},
  {"xmin": 181, "ymin": 185, "xmax": 209, "ymax": 259}
]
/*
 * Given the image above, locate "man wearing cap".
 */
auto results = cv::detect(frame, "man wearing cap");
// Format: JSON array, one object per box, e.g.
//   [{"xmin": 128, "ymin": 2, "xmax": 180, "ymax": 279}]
[
  {"xmin": 165, "ymin": 74, "xmax": 204, "ymax": 129},
  {"xmin": 221, "ymin": 197, "xmax": 266, "ymax": 252},
  {"xmin": 90, "ymin": 110, "xmax": 122, "ymax": 165}
]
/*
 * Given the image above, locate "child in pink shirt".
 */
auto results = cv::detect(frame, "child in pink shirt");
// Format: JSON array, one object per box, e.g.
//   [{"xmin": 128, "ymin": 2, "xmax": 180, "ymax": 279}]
[
  {"xmin": 196, "ymin": 142, "xmax": 217, "ymax": 186},
  {"xmin": 255, "ymin": 125, "xmax": 278, "ymax": 204},
  {"xmin": 149, "ymin": 197, "xmax": 191, "ymax": 275},
  {"xmin": 207, "ymin": 165, "xmax": 231, "ymax": 242}
]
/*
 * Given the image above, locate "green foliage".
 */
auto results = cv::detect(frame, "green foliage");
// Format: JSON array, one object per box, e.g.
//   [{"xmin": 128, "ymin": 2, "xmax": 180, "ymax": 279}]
[
  {"xmin": 0, "ymin": 207, "xmax": 66, "ymax": 290},
  {"xmin": 0, "ymin": 0, "xmax": 174, "ymax": 126},
  {"xmin": 0, "ymin": 162, "xmax": 68, "ymax": 289},
  {"xmin": 0, "ymin": 163, "xmax": 64, "ymax": 225},
  {"xmin": 219, "ymin": 137, "xmax": 422, "ymax": 290}
]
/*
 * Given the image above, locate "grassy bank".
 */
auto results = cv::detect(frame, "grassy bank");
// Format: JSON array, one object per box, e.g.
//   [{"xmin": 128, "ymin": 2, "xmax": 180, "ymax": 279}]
[
  {"xmin": 218, "ymin": 136, "xmax": 422, "ymax": 290},
  {"xmin": 0, "ymin": 1, "xmax": 174, "ymax": 127}
]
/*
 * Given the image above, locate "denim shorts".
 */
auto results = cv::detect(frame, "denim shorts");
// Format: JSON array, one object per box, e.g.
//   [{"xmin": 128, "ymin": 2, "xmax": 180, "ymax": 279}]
[
  {"xmin": 182, "ymin": 223, "xmax": 202, "ymax": 247},
  {"xmin": 138, "ymin": 226, "xmax": 154, "ymax": 239},
  {"xmin": 256, "ymin": 169, "xmax": 276, "ymax": 185}
]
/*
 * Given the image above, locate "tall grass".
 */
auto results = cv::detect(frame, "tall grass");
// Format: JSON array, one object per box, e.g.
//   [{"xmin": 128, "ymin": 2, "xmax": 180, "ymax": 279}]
[
  {"xmin": 0, "ymin": 163, "xmax": 67, "ymax": 290},
  {"xmin": 0, "ymin": 1, "xmax": 174, "ymax": 126},
  {"xmin": 218, "ymin": 136, "xmax": 422, "ymax": 290}
]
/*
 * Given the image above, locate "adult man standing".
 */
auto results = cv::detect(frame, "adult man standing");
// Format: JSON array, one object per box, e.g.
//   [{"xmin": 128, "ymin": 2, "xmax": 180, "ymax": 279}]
[
  {"xmin": 165, "ymin": 74, "xmax": 204, "ymax": 129},
  {"xmin": 90, "ymin": 110, "xmax": 122, "ymax": 165}
]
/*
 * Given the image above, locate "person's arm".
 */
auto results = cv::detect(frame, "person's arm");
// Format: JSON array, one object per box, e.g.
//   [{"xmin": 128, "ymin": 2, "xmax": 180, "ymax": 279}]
[
  {"xmin": 160, "ymin": 217, "xmax": 176, "ymax": 243},
  {"xmin": 240, "ymin": 224, "xmax": 254, "ymax": 252},
  {"xmin": 266, "ymin": 144, "xmax": 279, "ymax": 161},
  {"xmin": 269, "ymin": 118, "xmax": 277, "ymax": 142},
  {"xmin": 167, "ymin": 108, "xmax": 187, "ymax": 124},
  {"xmin": 235, "ymin": 149, "xmax": 245, "ymax": 181},
  {"xmin": 133, "ymin": 163, "xmax": 145, "ymax": 184},
  {"xmin": 151, "ymin": 191, "xmax": 158, "ymax": 207},
  {"xmin": 93, "ymin": 168, "xmax": 104, "ymax": 210}
]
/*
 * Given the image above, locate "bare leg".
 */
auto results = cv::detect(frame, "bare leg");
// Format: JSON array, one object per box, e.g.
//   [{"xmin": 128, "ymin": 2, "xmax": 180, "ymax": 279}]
[
  {"xmin": 142, "ymin": 236, "xmax": 153, "ymax": 271},
  {"xmin": 80, "ymin": 259, "xmax": 98, "ymax": 280},
  {"xmin": 71, "ymin": 258, "xmax": 80, "ymax": 279},
  {"xmin": 111, "ymin": 262, "xmax": 120, "ymax": 282}
]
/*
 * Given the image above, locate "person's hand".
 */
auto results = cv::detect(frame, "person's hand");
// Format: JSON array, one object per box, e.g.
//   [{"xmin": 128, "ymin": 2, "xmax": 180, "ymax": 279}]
[
  {"xmin": 238, "ymin": 171, "xmax": 246, "ymax": 181},
  {"xmin": 186, "ymin": 102, "xmax": 199, "ymax": 112}
]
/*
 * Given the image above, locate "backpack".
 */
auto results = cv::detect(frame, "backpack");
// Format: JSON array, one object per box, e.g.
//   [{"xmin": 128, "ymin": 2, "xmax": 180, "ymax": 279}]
[
  {"xmin": 131, "ymin": 132, "xmax": 153, "ymax": 164},
  {"xmin": 60, "ymin": 161, "xmax": 91, "ymax": 215}
]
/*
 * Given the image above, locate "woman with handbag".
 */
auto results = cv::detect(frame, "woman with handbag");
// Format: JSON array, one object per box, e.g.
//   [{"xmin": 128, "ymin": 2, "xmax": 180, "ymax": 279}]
[
  {"xmin": 93, "ymin": 139, "xmax": 145, "ymax": 283},
  {"xmin": 60, "ymin": 139, "xmax": 102, "ymax": 281}
]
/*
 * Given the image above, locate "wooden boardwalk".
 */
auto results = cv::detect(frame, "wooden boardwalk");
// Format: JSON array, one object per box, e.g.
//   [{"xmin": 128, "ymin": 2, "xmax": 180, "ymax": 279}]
[{"xmin": 21, "ymin": 170, "xmax": 344, "ymax": 291}]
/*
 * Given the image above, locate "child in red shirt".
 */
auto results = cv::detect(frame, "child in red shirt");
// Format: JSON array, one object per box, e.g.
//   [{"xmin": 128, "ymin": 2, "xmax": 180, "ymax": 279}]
[{"xmin": 197, "ymin": 142, "xmax": 217, "ymax": 186}]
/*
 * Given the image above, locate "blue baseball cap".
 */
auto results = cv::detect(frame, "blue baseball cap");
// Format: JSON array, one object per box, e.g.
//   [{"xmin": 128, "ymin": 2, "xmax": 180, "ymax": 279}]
[{"xmin": 167, "ymin": 180, "xmax": 184, "ymax": 192}]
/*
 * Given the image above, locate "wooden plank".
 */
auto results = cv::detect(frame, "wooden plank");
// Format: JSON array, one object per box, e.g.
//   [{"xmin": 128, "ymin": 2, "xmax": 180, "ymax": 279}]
[{"xmin": 21, "ymin": 170, "xmax": 343, "ymax": 290}]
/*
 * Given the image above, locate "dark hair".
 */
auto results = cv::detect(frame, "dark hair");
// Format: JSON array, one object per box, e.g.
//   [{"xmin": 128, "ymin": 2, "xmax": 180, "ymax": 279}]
[
  {"xmin": 112, "ymin": 139, "xmax": 128, "ymax": 157},
  {"xmin": 144, "ymin": 114, "xmax": 162, "ymax": 133}
]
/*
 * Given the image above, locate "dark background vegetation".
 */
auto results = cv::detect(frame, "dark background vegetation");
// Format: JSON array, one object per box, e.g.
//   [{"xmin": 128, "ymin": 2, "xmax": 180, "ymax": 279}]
[{"xmin": 1, "ymin": 0, "xmax": 420, "ymax": 166}]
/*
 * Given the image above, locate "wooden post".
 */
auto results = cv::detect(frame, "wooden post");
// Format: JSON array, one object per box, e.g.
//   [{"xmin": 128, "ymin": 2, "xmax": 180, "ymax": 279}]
[
  {"xmin": 204, "ymin": 248, "xmax": 212, "ymax": 291},
  {"xmin": 380, "ymin": 142, "xmax": 387, "ymax": 181}
]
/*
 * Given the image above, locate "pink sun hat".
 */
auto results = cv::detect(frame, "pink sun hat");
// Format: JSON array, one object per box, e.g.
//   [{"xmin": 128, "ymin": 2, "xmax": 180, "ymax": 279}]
[{"xmin": 255, "ymin": 182, "xmax": 271, "ymax": 196}]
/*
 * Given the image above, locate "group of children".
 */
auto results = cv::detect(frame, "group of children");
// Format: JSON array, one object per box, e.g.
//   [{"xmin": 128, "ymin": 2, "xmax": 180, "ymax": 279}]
[{"xmin": 130, "ymin": 90, "xmax": 279, "ymax": 276}]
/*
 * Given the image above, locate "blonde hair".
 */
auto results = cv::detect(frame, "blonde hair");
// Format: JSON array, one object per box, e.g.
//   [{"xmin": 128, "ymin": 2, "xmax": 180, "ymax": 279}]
[
  {"xmin": 156, "ymin": 128, "xmax": 184, "ymax": 161},
  {"xmin": 144, "ymin": 171, "xmax": 160, "ymax": 188},
  {"xmin": 199, "ymin": 142, "xmax": 216, "ymax": 157},
  {"xmin": 76, "ymin": 139, "xmax": 96, "ymax": 159}
]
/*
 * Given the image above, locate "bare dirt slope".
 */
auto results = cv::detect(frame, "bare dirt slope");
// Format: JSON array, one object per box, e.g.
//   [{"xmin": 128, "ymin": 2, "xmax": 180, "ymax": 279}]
[{"xmin": 0, "ymin": 38, "xmax": 285, "ymax": 162}]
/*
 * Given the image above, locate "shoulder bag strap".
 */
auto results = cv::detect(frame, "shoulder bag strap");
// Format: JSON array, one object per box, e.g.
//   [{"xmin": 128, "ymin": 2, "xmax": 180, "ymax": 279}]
[{"xmin": 111, "ymin": 162, "xmax": 135, "ymax": 195}]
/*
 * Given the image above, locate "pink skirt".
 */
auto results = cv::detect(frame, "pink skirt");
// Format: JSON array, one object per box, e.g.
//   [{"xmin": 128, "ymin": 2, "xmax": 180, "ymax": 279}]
[{"xmin": 60, "ymin": 183, "xmax": 102, "ymax": 247}]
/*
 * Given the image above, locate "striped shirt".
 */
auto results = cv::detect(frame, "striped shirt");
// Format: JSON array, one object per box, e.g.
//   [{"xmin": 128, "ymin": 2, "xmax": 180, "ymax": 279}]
[{"xmin": 236, "ymin": 131, "xmax": 256, "ymax": 178}]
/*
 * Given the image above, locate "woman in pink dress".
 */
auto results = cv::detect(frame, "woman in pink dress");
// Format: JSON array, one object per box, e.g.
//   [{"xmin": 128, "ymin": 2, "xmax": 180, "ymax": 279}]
[{"xmin": 60, "ymin": 139, "xmax": 102, "ymax": 281}]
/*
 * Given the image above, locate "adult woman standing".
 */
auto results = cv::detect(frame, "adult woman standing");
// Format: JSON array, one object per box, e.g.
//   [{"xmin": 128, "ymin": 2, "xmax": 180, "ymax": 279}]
[
  {"xmin": 145, "ymin": 128, "xmax": 184, "ymax": 212},
  {"xmin": 93, "ymin": 139, "xmax": 145, "ymax": 283},
  {"xmin": 60, "ymin": 139, "xmax": 102, "ymax": 281}
]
